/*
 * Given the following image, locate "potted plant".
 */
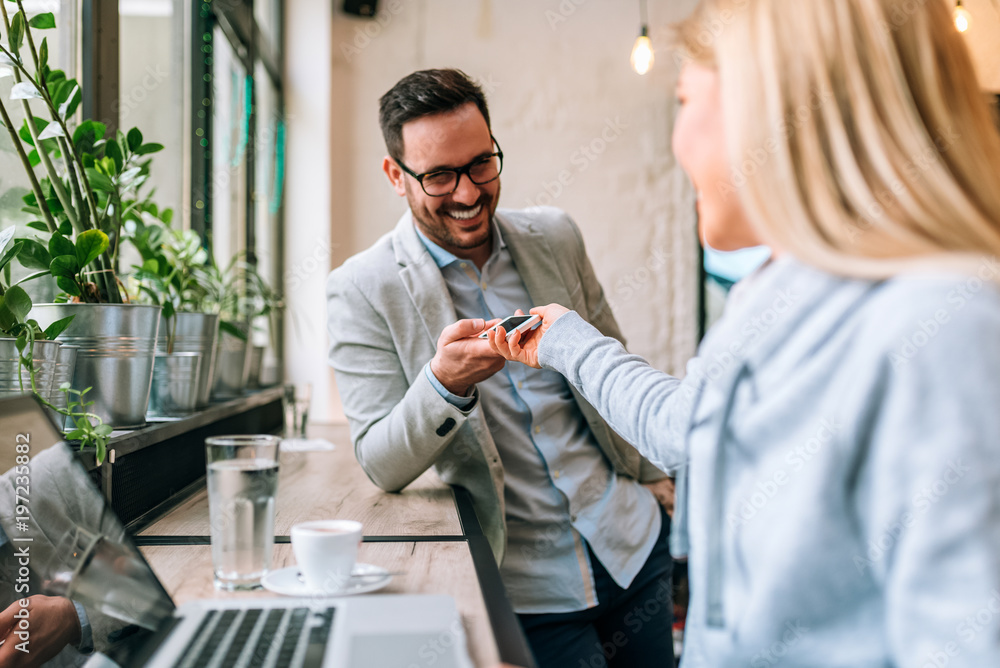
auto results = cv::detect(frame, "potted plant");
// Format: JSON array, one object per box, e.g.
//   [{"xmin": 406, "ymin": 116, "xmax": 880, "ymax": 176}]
[
  {"xmin": 238, "ymin": 257, "xmax": 282, "ymax": 388},
  {"xmin": 1, "ymin": 2, "xmax": 162, "ymax": 427},
  {"xmin": 198, "ymin": 256, "xmax": 250, "ymax": 399},
  {"xmin": 128, "ymin": 209, "xmax": 218, "ymax": 413},
  {"xmin": 0, "ymin": 227, "xmax": 64, "ymax": 403}
]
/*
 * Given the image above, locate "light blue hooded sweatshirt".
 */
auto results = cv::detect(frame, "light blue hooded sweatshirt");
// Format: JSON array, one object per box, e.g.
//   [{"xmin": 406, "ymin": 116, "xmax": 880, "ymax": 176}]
[{"xmin": 538, "ymin": 256, "xmax": 1000, "ymax": 667}]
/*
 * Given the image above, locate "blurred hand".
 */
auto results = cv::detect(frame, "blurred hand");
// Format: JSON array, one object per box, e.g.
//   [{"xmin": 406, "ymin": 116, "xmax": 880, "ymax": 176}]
[
  {"xmin": 487, "ymin": 304, "xmax": 570, "ymax": 368},
  {"xmin": 0, "ymin": 595, "xmax": 82, "ymax": 667},
  {"xmin": 643, "ymin": 477, "xmax": 676, "ymax": 517},
  {"xmin": 430, "ymin": 317, "xmax": 505, "ymax": 396}
]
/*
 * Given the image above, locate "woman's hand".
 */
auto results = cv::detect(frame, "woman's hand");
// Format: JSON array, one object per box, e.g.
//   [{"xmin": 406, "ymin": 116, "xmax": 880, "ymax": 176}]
[{"xmin": 487, "ymin": 304, "xmax": 570, "ymax": 368}]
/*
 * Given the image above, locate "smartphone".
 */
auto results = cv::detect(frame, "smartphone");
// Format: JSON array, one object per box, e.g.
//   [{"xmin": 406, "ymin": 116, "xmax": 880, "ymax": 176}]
[{"xmin": 478, "ymin": 314, "xmax": 542, "ymax": 340}]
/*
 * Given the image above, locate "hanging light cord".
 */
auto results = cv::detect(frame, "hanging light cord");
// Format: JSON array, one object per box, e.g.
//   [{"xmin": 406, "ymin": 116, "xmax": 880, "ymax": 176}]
[{"xmin": 639, "ymin": 0, "xmax": 649, "ymax": 28}]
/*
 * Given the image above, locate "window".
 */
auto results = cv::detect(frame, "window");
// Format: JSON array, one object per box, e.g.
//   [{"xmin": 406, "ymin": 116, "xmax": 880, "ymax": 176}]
[
  {"xmin": 118, "ymin": 0, "xmax": 187, "ymax": 224},
  {"xmin": 0, "ymin": 0, "xmax": 80, "ymax": 302},
  {"xmin": 1, "ymin": 0, "xmax": 284, "ymax": 376}
]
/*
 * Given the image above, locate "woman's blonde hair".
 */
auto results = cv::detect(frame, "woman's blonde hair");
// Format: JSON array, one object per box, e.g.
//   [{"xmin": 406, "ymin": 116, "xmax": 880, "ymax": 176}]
[{"xmin": 675, "ymin": 0, "xmax": 1000, "ymax": 278}]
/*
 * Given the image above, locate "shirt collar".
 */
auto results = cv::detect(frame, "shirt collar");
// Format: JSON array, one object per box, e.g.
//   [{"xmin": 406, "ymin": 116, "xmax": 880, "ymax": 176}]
[{"xmin": 414, "ymin": 216, "xmax": 507, "ymax": 269}]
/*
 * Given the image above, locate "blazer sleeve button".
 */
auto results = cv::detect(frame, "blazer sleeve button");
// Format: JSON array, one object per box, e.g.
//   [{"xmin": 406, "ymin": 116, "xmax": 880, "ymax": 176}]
[{"xmin": 436, "ymin": 417, "xmax": 457, "ymax": 436}]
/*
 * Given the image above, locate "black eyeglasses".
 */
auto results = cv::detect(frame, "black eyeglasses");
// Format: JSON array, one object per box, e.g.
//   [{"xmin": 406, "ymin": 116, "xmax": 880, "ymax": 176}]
[{"xmin": 395, "ymin": 136, "xmax": 503, "ymax": 197}]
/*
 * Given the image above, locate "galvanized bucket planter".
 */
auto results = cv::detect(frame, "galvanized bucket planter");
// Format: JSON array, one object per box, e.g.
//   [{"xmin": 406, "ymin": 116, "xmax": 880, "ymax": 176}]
[
  {"xmin": 31, "ymin": 304, "xmax": 161, "ymax": 429},
  {"xmin": 212, "ymin": 328, "xmax": 250, "ymax": 399},
  {"xmin": 156, "ymin": 312, "xmax": 219, "ymax": 408},
  {"xmin": 246, "ymin": 344, "xmax": 265, "ymax": 389},
  {"xmin": 45, "ymin": 344, "xmax": 78, "ymax": 428},
  {"xmin": 148, "ymin": 352, "xmax": 203, "ymax": 416},
  {"xmin": 0, "ymin": 338, "xmax": 60, "ymax": 402}
]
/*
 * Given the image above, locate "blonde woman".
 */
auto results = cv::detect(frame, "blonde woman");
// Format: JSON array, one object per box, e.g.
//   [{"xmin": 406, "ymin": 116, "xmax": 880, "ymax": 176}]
[{"xmin": 488, "ymin": 0, "xmax": 1000, "ymax": 665}]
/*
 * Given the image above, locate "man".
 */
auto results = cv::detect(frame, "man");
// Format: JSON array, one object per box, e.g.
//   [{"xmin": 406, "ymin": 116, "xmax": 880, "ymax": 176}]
[{"xmin": 326, "ymin": 69, "xmax": 674, "ymax": 668}]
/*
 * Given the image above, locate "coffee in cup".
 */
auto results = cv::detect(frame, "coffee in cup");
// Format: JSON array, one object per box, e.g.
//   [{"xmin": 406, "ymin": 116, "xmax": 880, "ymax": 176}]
[{"xmin": 290, "ymin": 520, "xmax": 363, "ymax": 593}]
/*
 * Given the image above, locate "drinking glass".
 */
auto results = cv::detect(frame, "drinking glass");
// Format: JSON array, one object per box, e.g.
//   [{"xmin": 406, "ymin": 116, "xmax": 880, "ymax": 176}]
[
  {"xmin": 206, "ymin": 434, "xmax": 281, "ymax": 590},
  {"xmin": 282, "ymin": 382, "xmax": 312, "ymax": 438}
]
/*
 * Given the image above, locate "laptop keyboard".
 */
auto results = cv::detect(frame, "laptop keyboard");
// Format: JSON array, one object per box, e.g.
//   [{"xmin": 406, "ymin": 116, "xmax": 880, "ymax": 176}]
[{"xmin": 172, "ymin": 606, "xmax": 336, "ymax": 668}]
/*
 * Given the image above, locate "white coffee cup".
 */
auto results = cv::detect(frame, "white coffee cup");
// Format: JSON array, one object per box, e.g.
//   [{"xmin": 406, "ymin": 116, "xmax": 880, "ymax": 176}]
[{"xmin": 290, "ymin": 519, "xmax": 363, "ymax": 593}]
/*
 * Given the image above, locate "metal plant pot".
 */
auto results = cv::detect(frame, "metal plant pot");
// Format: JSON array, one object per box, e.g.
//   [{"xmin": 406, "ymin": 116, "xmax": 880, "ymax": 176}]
[
  {"xmin": 0, "ymin": 338, "xmax": 60, "ymax": 404},
  {"xmin": 156, "ymin": 312, "xmax": 219, "ymax": 408},
  {"xmin": 31, "ymin": 304, "xmax": 161, "ymax": 429},
  {"xmin": 45, "ymin": 344, "xmax": 78, "ymax": 429},
  {"xmin": 212, "ymin": 329, "xmax": 250, "ymax": 399},
  {"xmin": 148, "ymin": 352, "xmax": 203, "ymax": 416},
  {"xmin": 246, "ymin": 344, "xmax": 265, "ymax": 389}
]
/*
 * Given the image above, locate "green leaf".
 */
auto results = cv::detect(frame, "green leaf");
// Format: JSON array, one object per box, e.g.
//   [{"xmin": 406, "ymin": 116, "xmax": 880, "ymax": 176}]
[
  {"xmin": 104, "ymin": 138, "xmax": 123, "ymax": 173},
  {"xmin": 49, "ymin": 254, "xmax": 80, "ymax": 279},
  {"xmin": 28, "ymin": 12, "xmax": 56, "ymax": 29},
  {"xmin": 42, "ymin": 315, "xmax": 74, "ymax": 340},
  {"xmin": 0, "ymin": 285, "xmax": 31, "ymax": 323},
  {"xmin": 0, "ymin": 240, "xmax": 22, "ymax": 272},
  {"xmin": 219, "ymin": 320, "xmax": 248, "ymax": 341},
  {"xmin": 135, "ymin": 142, "xmax": 164, "ymax": 156},
  {"xmin": 9, "ymin": 11, "xmax": 24, "ymax": 54},
  {"xmin": 58, "ymin": 221, "xmax": 72, "ymax": 236},
  {"xmin": 48, "ymin": 233, "xmax": 74, "ymax": 259},
  {"xmin": 141, "ymin": 258, "xmax": 160, "ymax": 274},
  {"xmin": 19, "ymin": 118, "xmax": 41, "ymax": 146},
  {"xmin": 26, "ymin": 149, "xmax": 40, "ymax": 168},
  {"xmin": 73, "ymin": 119, "xmax": 106, "ymax": 157},
  {"xmin": 25, "ymin": 221, "xmax": 48, "ymax": 232},
  {"xmin": 56, "ymin": 276, "xmax": 80, "ymax": 296},
  {"xmin": 16, "ymin": 239, "xmax": 51, "ymax": 271},
  {"xmin": 84, "ymin": 167, "xmax": 114, "ymax": 193},
  {"xmin": 37, "ymin": 37, "xmax": 48, "ymax": 73},
  {"xmin": 75, "ymin": 229, "xmax": 109, "ymax": 268},
  {"xmin": 60, "ymin": 84, "xmax": 81, "ymax": 120},
  {"xmin": 126, "ymin": 127, "xmax": 142, "ymax": 152}
]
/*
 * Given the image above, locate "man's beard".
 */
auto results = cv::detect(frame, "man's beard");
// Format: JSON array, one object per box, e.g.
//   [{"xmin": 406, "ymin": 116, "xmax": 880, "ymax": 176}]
[{"xmin": 407, "ymin": 183, "xmax": 500, "ymax": 252}]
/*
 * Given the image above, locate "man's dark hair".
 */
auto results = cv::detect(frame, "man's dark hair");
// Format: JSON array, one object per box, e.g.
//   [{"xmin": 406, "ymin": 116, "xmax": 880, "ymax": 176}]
[{"xmin": 379, "ymin": 69, "xmax": 491, "ymax": 162}]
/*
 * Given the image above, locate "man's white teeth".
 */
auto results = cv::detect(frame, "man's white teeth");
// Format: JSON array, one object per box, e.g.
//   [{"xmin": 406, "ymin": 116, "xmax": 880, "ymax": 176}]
[{"xmin": 447, "ymin": 204, "xmax": 482, "ymax": 220}]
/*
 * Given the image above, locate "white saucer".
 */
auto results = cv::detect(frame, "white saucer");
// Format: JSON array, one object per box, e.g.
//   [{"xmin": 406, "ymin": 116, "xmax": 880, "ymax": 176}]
[{"xmin": 261, "ymin": 563, "xmax": 392, "ymax": 597}]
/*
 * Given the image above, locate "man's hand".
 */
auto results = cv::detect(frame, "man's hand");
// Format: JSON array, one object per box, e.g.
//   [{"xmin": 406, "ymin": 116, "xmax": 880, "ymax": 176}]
[
  {"xmin": 487, "ymin": 304, "xmax": 570, "ymax": 368},
  {"xmin": 430, "ymin": 317, "xmax": 506, "ymax": 396},
  {"xmin": 0, "ymin": 595, "xmax": 82, "ymax": 667},
  {"xmin": 643, "ymin": 477, "xmax": 676, "ymax": 517}
]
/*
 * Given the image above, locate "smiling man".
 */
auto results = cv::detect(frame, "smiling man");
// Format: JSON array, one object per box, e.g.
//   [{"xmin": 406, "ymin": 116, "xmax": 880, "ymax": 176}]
[{"xmin": 325, "ymin": 69, "xmax": 674, "ymax": 668}]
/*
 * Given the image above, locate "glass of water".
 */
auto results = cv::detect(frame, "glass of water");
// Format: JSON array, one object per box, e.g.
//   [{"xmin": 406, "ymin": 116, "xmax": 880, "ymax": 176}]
[
  {"xmin": 206, "ymin": 434, "xmax": 281, "ymax": 590},
  {"xmin": 282, "ymin": 382, "xmax": 312, "ymax": 438}
]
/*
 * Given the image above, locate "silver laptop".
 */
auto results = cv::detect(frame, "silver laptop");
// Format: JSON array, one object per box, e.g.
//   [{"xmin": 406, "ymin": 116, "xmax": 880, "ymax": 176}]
[{"xmin": 0, "ymin": 395, "xmax": 474, "ymax": 668}]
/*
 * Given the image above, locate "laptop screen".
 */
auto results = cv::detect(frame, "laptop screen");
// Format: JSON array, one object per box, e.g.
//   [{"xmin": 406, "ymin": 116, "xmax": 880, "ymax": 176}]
[{"xmin": 0, "ymin": 395, "xmax": 176, "ymax": 666}]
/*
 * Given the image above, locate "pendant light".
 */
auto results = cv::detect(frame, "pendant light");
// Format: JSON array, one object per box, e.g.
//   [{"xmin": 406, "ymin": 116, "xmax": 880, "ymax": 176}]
[
  {"xmin": 954, "ymin": 0, "xmax": 972, "ymax": 32},
  {"xmin": 630, "ymin": 0, "xmax": 654, "ymax": 75}
]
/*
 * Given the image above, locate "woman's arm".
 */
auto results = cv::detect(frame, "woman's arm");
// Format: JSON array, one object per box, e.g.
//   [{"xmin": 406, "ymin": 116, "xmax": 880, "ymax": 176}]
[{"xmin": 490, "ymin": 305, "xmax": 703, "ymax": 472}]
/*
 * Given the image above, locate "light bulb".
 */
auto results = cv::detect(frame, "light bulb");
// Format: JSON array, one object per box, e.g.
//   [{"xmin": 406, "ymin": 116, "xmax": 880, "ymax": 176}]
[
  {"xmin": 954, "ymin": 3, "xmax": 972, "ymax": 32},
  {"xmin": 631, "ymin": 28, "xmax": 654, "ymax": 75}
]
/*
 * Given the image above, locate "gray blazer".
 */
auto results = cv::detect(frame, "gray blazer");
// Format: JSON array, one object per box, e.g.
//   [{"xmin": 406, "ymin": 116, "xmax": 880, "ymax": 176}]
[{"xmin": 326, "ymin": 206, "xmax": 666, "ymax": 562}]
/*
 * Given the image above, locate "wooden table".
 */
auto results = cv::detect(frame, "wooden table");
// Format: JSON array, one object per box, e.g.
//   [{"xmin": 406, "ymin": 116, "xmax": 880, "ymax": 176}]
[
  {"xmin": 133, "ymin": 423, "xmax": 534, "ymax": 668},
  {"xmin": 138, "ymin": 425, "xmax": 461, "ymax": 537}
]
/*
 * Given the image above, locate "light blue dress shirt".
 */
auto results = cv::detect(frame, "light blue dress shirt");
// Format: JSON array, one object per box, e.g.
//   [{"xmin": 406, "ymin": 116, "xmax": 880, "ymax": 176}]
[{"xmin": 416, "ymin": 221, "xmax": 660, "ymax": 614}]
